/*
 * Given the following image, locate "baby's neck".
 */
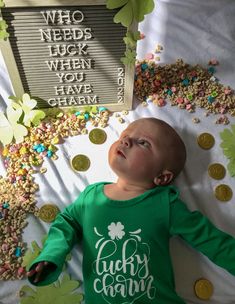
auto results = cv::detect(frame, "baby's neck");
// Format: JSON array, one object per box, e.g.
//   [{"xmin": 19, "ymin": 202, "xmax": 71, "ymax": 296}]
[{"xmin": 104, "ymin": 180, "xmax": 155, "ymax": 201}]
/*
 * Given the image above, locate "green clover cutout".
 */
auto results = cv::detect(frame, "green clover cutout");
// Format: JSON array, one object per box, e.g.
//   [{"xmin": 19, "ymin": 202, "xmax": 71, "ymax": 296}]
[
  {"xmin": 19, "ymin": 274, "xmax": 83, "ymax": 304},
  {"xmin": 44, "ymin": 107, "xmax": 64, "ymax": 118},
  {"xmin": 107, "ymin": 0, "xmax": 155, "ymax": 27},
  {"xmin": 124, "ymin": 30, "xmax": 141, "ymax": 48},
  {"xmin": 121, "ymin": 49, "xmax": 137, "ymax": 65},
  {"xmin": 22, "ymin": 235, "xmax": 47, "ymax": 271},
  {"xmin": 0, "ymin": 19, "xmax": 9, "ymax": 40},
  {"xmin": 220, "ymin": 124, "xmax": 235, "ymax": 177},
  {"xmin": 0, "ymin": 105, "xmax": 28, "ymax": 145},
  {"xmin": 0, "ymin": 0, "xmax": 5, "ymax": 8},
  {"xmin": 10, "ymin": 93, "xmax": 46, "ymax": 127},
  {"xmin": 22, "ymin": 235, "xmax": 71, "ymax": 271}
]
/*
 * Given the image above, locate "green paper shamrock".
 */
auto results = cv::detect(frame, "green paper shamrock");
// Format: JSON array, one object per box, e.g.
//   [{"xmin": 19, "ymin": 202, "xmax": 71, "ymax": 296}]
[
  {"xmin": 106, "ymin": 0, "xmax": 155, "ymax": 27},
  {"xmin": 45, "ymin": 108, "xmax": 64, "ymax": 118},
  {"xmin": 22, "ymin": 235, "xmax": 71, "ymax": 271},
  {"xmin": 22, "ymin": 236, "xmax": 47, "ymax": 271},
  {"xmin": 124, "ymin": 30, "xmax": 141, "ymax": 48},
  {"xmin": 220, "ymin": 124, "xmax": 235, "ymax": 176},
  {"xmin": 121, "ymin": 49, "xmax": 137, "ymax": 65},
  {"xmin": 0, "ymin": 0, "xmax": 5, "ymax": 8},
  {"xmin": 19, "ymin": 274, "xmax": 83, "ymax": 304},
  {"xmin": 10, "ymin": 93, "xmax": 46, "ymax": 127},
  {"xmin": 0, "ymin": 19, "xmax": 9, "ymax": 40},
  {"xmin": 0, "ymin": 105, "xmax": 28, "ymax": 145}
]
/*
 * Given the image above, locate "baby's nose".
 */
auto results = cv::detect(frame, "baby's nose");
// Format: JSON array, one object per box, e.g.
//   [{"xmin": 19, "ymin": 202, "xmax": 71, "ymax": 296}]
[{"xmin": 121, "ymin": 136, "xmax": 131, "ymax": 147}]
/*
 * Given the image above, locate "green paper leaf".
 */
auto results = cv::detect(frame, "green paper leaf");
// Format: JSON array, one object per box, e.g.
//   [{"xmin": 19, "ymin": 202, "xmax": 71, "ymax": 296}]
[
  {"xmin": 220, "ymin": 124, "xmax": 235, "ymax": 177},
  {"xmin": 228, "ymin": 160, "xmax": 235, "ymax": 177},
  {"xmin": 59, "ymin": 273, "xmax": 79, "ymax": 294},
  {"xmin": 19, "ymin": 274, "xmax": 83, "ymax": 304},
  {"xmin": 124, "ymin": 31, "xmax": 141, "ymax": 48},
  {"xmin": 0, "ymin": 0, "xmax": 5, "ymax": 8},
  {"xmin": 45, "ymin": 108, "xmax": 63, "ymax": 118},
  {"xmin": 20, "ymin": 285, "xmax": 36, "ymax": 296},
  {"xmin": 134, "ymin": 0, "xmax": 155, "ymax": 22},
  {"xmin": 0, "ymin": 106, "xmax": 28, "ymax": 145},
  {"xmin": 20, "ymin": 296, "xmax": 35, "ymax": 304},
  {"xmin": 220, "ymin": 128, "xmax": 233, "ymax": 142},
  {"xmin": 121, "ymin": 49, "xmax": 137, "ymax": 65},
  {"xmin": 114, "ymin": 1, "xmax": 133, "ymax": 27},
  {"xmin": 222, "ymin": 146, "xmax": 235, "ymax": 158},
  {"xmin": 64, "ymin": 294, "xmax": 83, "ymax": 303},
  {"xmin": 11, "ymin": 93, "xmax": 46, "ymax": 127},
  {"xmin": 0, "ymin": 30, "xmax": 9, "ymax": 40},
  {"xmin": 22, "ymin": 240, "xmax": 43, "ymax": 270},
  {"xmin": 0, "ymin": 20, "xmax": 8, "ymax": 30},
  {"xmin": 0, "ymin": 19, "xmax": 9, "ymax": 40},
  {"xmin": 106, "ymin": 0, "xmax": 128, "ymax": 9},
  {"xmin": 108, "ymin": 0, "xmax": 155, "ymax": 27},
  {"xmin": 9, "ymin": 95, "xmax": 21, "ymax": 103}
]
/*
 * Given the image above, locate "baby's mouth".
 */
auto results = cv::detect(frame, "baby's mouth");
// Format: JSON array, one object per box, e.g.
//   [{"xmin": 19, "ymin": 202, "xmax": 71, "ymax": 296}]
[{"xmin": 117, "ymin": 149, "xmax": 126, "ymax": 158}]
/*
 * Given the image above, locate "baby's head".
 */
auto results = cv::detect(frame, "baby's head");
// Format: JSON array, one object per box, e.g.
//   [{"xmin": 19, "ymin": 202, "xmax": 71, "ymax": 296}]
[{"xmin": 109, "ymin": 117, "xmax": 186, "ymax": 187}]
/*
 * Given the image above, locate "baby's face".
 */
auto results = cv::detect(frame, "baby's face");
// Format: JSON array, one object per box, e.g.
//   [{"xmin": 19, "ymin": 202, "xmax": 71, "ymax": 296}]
[{"xmin": 108, "ymin": 119, "xmax": 169, "ymax": 186}]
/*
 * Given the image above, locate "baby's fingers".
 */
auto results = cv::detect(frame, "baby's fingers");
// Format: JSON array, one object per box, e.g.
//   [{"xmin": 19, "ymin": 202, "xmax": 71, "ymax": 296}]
[
  {"xmin": 35, "ymin": 261, "xmax": 48, "ymax": 272},
  {"xmin": 33, "ymin": 262, "xmax": 49, "ymax": 283},
  {"xmin": 27, "ymin": 261, "xmax": 49, "ymax": 280},
  {"xmin": 27, "ymin": 268, "xmax": 36, "ymax": 277}
]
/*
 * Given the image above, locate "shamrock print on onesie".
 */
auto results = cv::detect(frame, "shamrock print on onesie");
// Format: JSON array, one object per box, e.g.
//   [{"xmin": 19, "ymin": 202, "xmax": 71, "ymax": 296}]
[{"xmin": 92, "ymin": 221, "xmax": 156, "ymax": 303}]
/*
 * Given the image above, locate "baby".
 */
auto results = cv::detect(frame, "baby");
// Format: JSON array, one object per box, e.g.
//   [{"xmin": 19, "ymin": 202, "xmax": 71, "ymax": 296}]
[{"xmin": 27, "ymin": 117, "xmax": 235, "ymax": 303}]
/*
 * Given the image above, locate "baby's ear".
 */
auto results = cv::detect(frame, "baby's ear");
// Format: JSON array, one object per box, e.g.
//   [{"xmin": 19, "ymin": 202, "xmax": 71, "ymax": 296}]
[{"xmin": 154, "ymin": 170, "xmax": 174, "ymax": 186}]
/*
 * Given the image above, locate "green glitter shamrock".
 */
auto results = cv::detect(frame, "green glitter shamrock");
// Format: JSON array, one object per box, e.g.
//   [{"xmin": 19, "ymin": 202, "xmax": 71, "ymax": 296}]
[
  {"xmin": 106, "ymin": 0, "xmax": 155, "ymax": 27},
  {"xmin": 220, "ymin": 124, "xmax": 235, "ymax": 176},
  {"xmin": 0, "ymin": 19, "xmax": 9, "ymax": 40},
  {"xmin": 19, "ymin": 274, "xmax": 83, "ymax": 304},
  {"xmin": 121, "ymin": 49, "xmax": 137, "ymax": 65}
]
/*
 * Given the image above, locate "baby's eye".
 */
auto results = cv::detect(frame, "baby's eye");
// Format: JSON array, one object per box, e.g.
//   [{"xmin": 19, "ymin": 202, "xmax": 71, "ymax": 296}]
[{"xmin": 137, "ymin": 139, "xmax": 150, "ymax": 147}]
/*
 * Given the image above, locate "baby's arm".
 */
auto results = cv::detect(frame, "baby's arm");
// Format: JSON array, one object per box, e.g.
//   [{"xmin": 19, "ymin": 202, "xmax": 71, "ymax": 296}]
[
  {"xmin": 170, "ymin": 198, "xmax": 235, "ymax": 275},
  {"xmin": 27, "ymin": 193, "xmax": 84, "ymax": 286}
]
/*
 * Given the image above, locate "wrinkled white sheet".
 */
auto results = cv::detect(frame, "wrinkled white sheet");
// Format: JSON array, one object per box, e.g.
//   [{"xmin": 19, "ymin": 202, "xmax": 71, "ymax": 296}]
[{"xmin": 1, "ymin": 0, "xmax": 235, "ymax": 303}]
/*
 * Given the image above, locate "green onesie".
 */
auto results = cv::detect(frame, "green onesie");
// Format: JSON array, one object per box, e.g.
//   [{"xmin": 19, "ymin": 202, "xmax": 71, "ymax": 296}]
[{"xmin": 28, "ymin": 182, "xmax": 235, "ymax": 303}]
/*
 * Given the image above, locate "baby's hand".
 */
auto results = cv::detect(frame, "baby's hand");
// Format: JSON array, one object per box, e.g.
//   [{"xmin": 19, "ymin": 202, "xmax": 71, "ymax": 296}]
[{"xmin": 27, "ymin": 261, "xmax": 54, "ymax": 283}]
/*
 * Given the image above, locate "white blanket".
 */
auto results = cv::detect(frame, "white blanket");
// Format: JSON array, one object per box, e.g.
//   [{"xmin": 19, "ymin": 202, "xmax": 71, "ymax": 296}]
[{"xmin": 1, "ymin": 0, "xmax": 235, "ymax": 303}]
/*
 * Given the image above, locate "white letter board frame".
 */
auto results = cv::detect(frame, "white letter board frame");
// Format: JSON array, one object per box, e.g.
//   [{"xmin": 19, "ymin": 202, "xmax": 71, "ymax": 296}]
[{"xmin": 0, "ymin": 0, "xmax": 137, "ymax": 111}]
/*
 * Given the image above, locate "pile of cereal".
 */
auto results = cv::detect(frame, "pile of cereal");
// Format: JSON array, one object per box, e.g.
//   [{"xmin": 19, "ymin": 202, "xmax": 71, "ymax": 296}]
[
  {"xmin": 134, "ymin": 59, "xmax": 235, "ymax": 121},
  {"xmin": 0, "ymin": 108, "xmax": 110, "ymax": 280}
]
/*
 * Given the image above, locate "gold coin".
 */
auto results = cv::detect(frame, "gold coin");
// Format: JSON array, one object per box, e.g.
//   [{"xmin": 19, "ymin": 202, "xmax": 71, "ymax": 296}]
[
  {"xmin": 89, "ymin": 128, "xmax": 107, "ymax": 145},
  {"xmin": 214, "ymin": 184, "xmax": 233, "ymax": 202},
  {"xmin": 71, "ymin": 154, "xmax": 90, "ymax": 172},
  {"xmin": 197, "ymin": 133, "xmax": 215, "ymax": 150},
  {"xmin": 194, "ymin": 278, "xmax": 213, "ymax": 300},
  {"xmin": 208, "ymin": 163, "xmax": 226, "ymax": 180},
  {"xmin": 39, "ymin": 204, "xmax": 60, "ymax": 223}
]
